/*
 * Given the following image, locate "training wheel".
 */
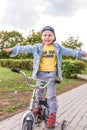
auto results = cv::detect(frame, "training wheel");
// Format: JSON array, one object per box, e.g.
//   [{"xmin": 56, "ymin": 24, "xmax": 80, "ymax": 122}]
[{"xmin": 61, "ymin": 120, "xmax": 67, "ymax": 130}]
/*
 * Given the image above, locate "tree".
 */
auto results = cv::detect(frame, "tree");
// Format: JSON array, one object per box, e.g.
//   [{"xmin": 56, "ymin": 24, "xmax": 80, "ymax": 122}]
[
  {"xmin": 61, "ymin": 36, "xmax": 83, "ymax": 50},
  {"xmin": 0, "ymin": 29, "xmax": 42, "ymax": 59},
  {"xmin": 61, "ymin": 36, "xmax": 83, "ymax": 60},
  {"xmin": 25, "ymin": 29, "xmax": 42, "ymax": 45},
  {"xmin": 0, "ymin": 31, "xmax": 24, "ymax": 58}
]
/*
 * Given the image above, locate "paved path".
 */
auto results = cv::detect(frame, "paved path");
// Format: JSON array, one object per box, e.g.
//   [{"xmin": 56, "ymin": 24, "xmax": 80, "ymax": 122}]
[
  {"xmin": 77, "ymin": 74, "xmax": 87, "ymax": 80},
  {"xmin": 0, "ymin": 82, "xmax": 87, "ymax": 130}
]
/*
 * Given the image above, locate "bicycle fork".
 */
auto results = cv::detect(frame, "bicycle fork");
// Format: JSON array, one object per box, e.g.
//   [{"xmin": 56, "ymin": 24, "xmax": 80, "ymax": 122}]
[{"xmin": 21, "ymin": 88, "xmax": 37, "ymax": 130}]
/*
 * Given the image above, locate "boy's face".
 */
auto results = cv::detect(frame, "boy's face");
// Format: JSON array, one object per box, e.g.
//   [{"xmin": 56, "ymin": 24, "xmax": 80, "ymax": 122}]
[{"xmin": 41, "ymin": 30, "xmax": 55, "ymax": 45}]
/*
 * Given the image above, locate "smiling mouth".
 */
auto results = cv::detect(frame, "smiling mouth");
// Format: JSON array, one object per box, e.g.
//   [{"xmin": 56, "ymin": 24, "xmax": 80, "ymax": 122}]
[{"xmin": 45, "ymin": 40, "xmax": 50, "ymax": 42}]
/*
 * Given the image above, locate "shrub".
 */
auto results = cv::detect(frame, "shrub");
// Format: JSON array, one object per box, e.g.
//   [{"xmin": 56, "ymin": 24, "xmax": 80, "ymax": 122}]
[
  {"xmin": 62, "ymin": 60, "xmax": 86, "ymax": 78},
  {"xmin": 0, "ymin": 59, "xmax": 33, "ymax": 70},
  {"xmin": 0, "ymin": 59, "xmax": 86, "ymax": 79}
]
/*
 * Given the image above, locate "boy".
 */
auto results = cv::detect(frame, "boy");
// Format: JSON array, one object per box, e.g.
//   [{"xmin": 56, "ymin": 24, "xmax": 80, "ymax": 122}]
[{"xmin": 3, "ymin": 26, "xmax": 87, "ymax": 128}]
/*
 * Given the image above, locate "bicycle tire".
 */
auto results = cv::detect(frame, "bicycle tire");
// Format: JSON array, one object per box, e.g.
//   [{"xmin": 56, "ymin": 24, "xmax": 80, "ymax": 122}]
[
  {"xmin": 61, "ymin": 120, "xmax": 67, "ymax": 130},
  {"xmin": 22, "ymin": 120, "xmax": 33, "ymax": 130}
]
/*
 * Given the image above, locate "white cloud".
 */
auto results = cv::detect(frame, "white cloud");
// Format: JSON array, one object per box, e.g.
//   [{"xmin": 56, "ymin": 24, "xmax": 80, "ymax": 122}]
[
  {"xmin": 1, "ymin": 0, "xmax": 40, "ymax": 29},
  {"xmin": 0, "ymin": 0, "xmax": 87, "ymax": 52},
  {"xmin": 33, "ymin": 0, "xmax": 87, "ymax": 17},
  {"xmin": 1, "ymin": 0, "xmax": 87, "ymax": 29}
]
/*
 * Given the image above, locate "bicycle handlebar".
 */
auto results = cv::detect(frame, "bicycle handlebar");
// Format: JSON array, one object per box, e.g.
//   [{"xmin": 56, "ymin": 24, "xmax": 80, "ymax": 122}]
[
  {"xmin": 12, "ymin": 68, "xmax": 20, "ymax": 73},
  {"xmin": 11, "ymin": 68, "xmax": 61, "ymax": 89}
]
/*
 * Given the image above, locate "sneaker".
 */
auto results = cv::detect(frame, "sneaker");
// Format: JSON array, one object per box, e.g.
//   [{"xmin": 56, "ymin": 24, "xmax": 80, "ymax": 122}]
[{"xmin": 47, "ymin": 113, "xmax": 56, "ymax": 128}]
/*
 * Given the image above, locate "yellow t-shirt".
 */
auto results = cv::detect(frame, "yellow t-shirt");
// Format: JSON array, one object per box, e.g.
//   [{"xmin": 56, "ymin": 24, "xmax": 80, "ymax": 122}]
[{"xmin": 39, "ymin": 44, "xmax": 57, "ymax": 72}]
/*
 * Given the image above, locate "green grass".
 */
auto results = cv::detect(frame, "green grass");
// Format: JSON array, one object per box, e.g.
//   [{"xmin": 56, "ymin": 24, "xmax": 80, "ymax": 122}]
[
  {"xmin": 6, "ymin": 103, "xmax": 23, "ymax": 113},
  {"xmin": 0, "ymin": 65, "xmax": 87, "ymax": 120},
  {"xmin": 0, "ymin": 66, "xmax": 87, "ymax": 94},
  {"xmin": 0, "ymin": 67, "xmax": 33, "ymax": 94},
  {"xmin": 56, "ymin": 78, "xmax": 81, "ymax": 90}
]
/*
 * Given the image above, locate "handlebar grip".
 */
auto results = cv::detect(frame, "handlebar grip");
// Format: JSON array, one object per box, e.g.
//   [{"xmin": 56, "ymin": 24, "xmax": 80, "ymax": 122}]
[
  {"xmin": 55, "ymin": 80, "xmax": 61, "ymax": 83},
  {"xmin": 11, "ymin": 68, "xmax": 20, "ymax": 73}
]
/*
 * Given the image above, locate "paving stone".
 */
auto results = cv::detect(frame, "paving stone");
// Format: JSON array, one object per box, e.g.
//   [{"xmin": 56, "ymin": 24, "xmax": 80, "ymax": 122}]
[{"xmin": 0, "ymin": 83, "xmax": 87, "ymax": 130}]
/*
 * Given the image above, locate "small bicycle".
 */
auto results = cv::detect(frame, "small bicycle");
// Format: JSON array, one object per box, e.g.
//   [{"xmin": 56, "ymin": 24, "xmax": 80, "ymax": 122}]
[{"xmin": 12, "ymin": 68, "xmax": 67, "ymax": 130}]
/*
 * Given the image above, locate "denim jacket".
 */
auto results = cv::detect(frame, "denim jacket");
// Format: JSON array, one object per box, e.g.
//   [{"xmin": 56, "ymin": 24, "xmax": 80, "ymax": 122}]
[{"xmin": 10, "ymin": 42, "xmax": 83, "ymax": 80}]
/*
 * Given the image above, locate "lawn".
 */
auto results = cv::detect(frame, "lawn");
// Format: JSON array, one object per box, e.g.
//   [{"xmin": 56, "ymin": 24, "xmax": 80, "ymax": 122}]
[
  {"xmin": 0, "ymin": 67, "xmax": 85, "ymax": 93},
  {"xmin": 0, "ymin": 67, "xmax": 32, "ymax": 93},
  {"xmin": 0, "ymin": 66, "xmax": 87, "ymax": 121}
]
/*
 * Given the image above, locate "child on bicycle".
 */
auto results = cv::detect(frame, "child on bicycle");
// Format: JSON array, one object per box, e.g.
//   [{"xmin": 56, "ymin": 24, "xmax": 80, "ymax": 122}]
[{"xmin": 3, "ymin": 26, "xmax": 87, "ymax": 128}]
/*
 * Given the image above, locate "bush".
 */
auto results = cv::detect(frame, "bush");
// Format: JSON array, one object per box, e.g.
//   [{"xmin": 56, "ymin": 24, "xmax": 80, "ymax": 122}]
[
  {"xmin": 0, "ymin": 59, "xmax": 86, "ymax": 79},
  {"xmin": 0, "ymin": 59, "xmax": 33, "ymax": 70},
  {"xmin": 62, "ymin": 60, "xmax": 86, "ymax": 78}
]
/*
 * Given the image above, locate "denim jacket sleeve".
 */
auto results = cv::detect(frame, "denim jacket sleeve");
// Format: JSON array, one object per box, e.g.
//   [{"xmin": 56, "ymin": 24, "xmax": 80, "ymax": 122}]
[
  {"xmin": 60, "ymin": 46, "xmax": 83, "ymax": 59},
  {"xmin": 10, "ymin": 43, "xmax": 37, "ymax": 57}
]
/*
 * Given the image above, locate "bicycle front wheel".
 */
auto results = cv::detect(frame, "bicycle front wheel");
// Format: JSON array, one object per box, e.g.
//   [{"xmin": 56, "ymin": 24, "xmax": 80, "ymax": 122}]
[{"xmin": 22, "ymin": 120, "xmax": 33, "ymax": 130}]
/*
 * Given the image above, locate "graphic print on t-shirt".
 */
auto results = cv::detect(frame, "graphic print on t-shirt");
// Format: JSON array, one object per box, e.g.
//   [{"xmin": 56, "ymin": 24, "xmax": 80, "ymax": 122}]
[
  {"xmin": 42, "ymin": 50, "xmax": 55, "ymax": 58},
  {"xmin": 39, "ymin": 45, "xmax": 57, "ymax": 72}
]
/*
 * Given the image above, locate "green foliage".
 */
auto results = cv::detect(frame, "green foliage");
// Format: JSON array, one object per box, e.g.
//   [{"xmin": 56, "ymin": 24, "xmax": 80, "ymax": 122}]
[
  {"xmin": 26, "ymin": 29, "xmax": 42, "ymax": 45},
  {"xmin": 0, "ymin": 31, "xmax": 24, "ymax": 58},
  {"xmin": 1, "ymin": 30, "xmax": 84, "ymax": 60},
  {"xmin": 61, "ymin": 36, "xmax": 83, "ymax": 60},
  {"xmin": 0, "ymin": 59, "xmax": 86, "ymax": 79},
  {"xmin": 16, "ymin": 53, "xmax": 34, "ymax": 59},
  {"xmin": 0, "ymin": 30, "xmax": 42, "ymax": 59},
  {"xmin": 62, "ymin": 60, "xmax": 86, "ymax": 78},
  {"xmin": 61, "ymin": 36, "xmax": 83, "ymax": 49},
  {"xmin": 0, "ymin": 59, "xmax": 33, "ymax": 70},
  {"xmin": 81, "ymin": 63, "xmax": 87, "ymax": 74}
]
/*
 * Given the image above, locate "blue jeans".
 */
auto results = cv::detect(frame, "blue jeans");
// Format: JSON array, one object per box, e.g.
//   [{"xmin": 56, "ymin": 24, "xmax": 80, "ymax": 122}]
[{"xmin": 36, "ymin": 71, "xmax": 58, "ymax": 114}]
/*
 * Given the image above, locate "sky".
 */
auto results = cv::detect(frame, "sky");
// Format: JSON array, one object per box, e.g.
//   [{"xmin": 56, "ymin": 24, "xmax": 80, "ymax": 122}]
[{"xmin": 0, "ymin": 0, "xmax": 87, "ymax": 52}]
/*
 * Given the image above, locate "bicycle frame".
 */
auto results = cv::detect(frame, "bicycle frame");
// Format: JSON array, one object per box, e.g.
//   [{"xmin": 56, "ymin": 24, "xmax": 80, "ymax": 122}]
[
  {"xmin": 12, "ymin": 68, "xmax": 67, "ymax": 130},
  {"xmin": 12, "ymin": 68, "xmax": 58, "ymax": 130}
]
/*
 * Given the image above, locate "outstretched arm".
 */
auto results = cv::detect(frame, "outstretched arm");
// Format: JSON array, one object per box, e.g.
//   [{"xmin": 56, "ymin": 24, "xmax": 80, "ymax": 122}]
[
  {"xmin": 60, "ymin": 45, "xmax": 87, "ymax": 59},
  {"xmin": 3, "ymin": 48, "xmax": 13, "ymax": 53},
  {"xmin": 2, "ymin": 43, "xmax": 38, "ymax": 57}
]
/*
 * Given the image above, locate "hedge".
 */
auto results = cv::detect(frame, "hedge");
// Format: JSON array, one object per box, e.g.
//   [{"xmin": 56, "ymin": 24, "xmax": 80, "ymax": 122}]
[
  {"xmin": 0, "ymin": 59, "xmax": 33, "ymax": 70},
  {"xmin": 0, "ymin": 59, "xmax": 86, "ymax": 78}
]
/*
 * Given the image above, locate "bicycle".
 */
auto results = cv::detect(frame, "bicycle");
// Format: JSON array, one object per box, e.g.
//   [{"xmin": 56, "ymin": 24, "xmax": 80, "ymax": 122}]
[{"xmin": 12, "ymin": 68, "xmax": 67, "ymax": 130}]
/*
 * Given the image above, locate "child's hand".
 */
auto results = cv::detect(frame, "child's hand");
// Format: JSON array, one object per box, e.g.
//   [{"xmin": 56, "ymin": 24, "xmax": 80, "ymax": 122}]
[
  {"xmin": 81, "ymin": 52, "xmax": 87, "ymax": 61},
  {"xmin": 82, "ymin": 52, "xmax": 87, "ymax": 57},
  {"xmin": 3, "ymin": 48, "xmax": 13, "ymax": 53}
]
